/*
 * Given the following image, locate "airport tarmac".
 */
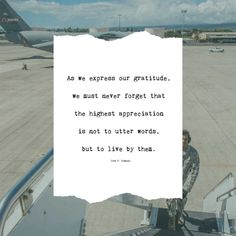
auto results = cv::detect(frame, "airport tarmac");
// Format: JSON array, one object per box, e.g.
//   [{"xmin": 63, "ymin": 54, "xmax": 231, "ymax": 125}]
[
  {"xmin": 183, "ymin": 45, "xmax": 236, "ymax": 211},
  {"xmin": 152, "ymin": 45, "xmax": 236, "ymax": 211},
  {"xmin": 0, "ymin": 42, "xmax": 236, "ymax": 214},
  {"xmin": 0, "ymin": 41, "xmax": 53, "ymax": 199}
]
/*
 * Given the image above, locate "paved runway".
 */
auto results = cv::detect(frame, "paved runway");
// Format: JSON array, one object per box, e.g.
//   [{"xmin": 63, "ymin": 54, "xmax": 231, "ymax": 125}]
[
  {"xmin": 151, "ymin": 45, "xmax": 236, "ymax": 211},
  {"xmin": 0, "ymin": 42, "xmax": 236, "ymax": 214},
  {"xmin": 183, "ymin": 45, "xmax": 236, "ymax": 211},
  {"xmin": 0, "ymin": 42, "xmax": 53, "ymax": 199}
]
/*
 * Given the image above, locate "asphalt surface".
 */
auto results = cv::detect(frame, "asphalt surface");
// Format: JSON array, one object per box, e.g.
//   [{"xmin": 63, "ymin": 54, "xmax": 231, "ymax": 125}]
[{"xmin": 0, "ymin": 42, "xmax": 235, "ymax": 236}]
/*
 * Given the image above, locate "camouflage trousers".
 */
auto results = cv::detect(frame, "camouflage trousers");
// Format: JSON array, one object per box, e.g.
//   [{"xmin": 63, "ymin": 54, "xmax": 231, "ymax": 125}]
[
  {"xmin": 166, "ymin": 198, "xmax": 187, "ymax": 230},
  {"xmin": 166, "ymin": 198, "xmax": 187, "ymax": 218}
]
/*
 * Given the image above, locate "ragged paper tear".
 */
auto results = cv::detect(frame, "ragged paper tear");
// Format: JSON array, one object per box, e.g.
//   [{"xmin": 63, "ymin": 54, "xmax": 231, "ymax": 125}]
[{"xmin": 54, "ymin": 32, "xmax": 182, "ymax": 203}]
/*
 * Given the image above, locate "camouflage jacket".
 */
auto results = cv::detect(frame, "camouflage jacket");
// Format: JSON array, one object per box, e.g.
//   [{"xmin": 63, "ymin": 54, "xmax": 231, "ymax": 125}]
[{"xmin": 183, "ymin": 145, "xmax": 200, "ymax": 192}]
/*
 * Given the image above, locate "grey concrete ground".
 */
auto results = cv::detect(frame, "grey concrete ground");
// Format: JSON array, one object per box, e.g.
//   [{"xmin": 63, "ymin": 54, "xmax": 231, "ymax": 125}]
[
  {"xmin": 152, "ymin": 45, "xmax": 236, "ymax": 211},
  {"xmin": 0, "ymin": 41, "xmax": 53, "ymax": 199},
  {"xmin": 85, "ymin": 201, "xmax": 145, "ymax": 236},
  {"xmin": 0, "ymin": 42, "xmax": 236, "ymax": 235},
  {"xmin": 183, "ymin": 45, "xmax": 236, "ymax": 211},
  {"xmin": 83, "ymin": 45, "xmax": 236, "ymax": 235}
]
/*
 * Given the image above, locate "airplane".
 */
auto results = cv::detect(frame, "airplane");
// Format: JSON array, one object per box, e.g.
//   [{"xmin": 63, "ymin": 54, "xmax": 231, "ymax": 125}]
[
  {"xmin": 0, "ymin": 0, "xmax": 80, "ymax": 52},
  {"xmin": 0, "ymin": 0, "xmax": 131, "ymax": 52},
  {"xmin": 0, "ymin": 149, "xmax": 234, "ymax": 235},
  {"xmin": 0, "ymin": 0, "xmax": 31, "ymax": 43}
]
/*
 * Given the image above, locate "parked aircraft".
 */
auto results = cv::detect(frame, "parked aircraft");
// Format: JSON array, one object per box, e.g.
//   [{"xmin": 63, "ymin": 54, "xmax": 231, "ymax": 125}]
[
  {"xmin": 0, "ymin": 0, "xmax": 130, "ymax": 52},
  {"xmin": 0, "ymin": 0, "xmax": 80, "ymax": 52}
]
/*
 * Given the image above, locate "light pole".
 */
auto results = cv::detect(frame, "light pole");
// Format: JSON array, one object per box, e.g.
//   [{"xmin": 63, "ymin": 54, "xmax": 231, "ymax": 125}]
[
  {"xmin": 181, "ymin": 9, "xmax": 187, "ymax": 38},
  {"xmin": 118, "ymin": 14, "xmax": 121, "ymax": 31}
]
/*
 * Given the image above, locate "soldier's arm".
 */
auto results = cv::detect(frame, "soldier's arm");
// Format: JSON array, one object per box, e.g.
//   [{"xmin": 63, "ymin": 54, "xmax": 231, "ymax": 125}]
[{"xmin": 183, "ymin": 151, "xmax": 200, "ymax": 192}]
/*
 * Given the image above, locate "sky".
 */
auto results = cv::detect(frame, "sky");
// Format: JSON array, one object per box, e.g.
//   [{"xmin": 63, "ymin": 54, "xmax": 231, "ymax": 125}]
[{"xmin": 8, "ymin": 0, "xmax": 236, "ymax": 28}]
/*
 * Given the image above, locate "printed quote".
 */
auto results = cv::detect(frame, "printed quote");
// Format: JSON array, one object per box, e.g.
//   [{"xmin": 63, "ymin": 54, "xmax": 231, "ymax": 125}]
[{"xmin": 54, "ymin": 32, "xmax": 182, "ymax": 202}]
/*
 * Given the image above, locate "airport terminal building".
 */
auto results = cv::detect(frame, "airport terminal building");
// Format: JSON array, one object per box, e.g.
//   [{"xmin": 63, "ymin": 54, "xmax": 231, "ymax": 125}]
[{"xmin": 198, "ymin": 31, "xmax": 236, "ymax": 43}]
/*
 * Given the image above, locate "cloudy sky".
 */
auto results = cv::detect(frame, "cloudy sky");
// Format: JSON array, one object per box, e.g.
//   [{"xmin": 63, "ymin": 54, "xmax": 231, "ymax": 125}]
[{"xmin": 8, "ymin": 0, "xmax": 236, "ymax": 28}]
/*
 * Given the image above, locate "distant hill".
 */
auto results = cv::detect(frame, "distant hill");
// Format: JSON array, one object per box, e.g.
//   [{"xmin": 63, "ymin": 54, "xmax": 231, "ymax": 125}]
[
  {"xmin": 110, "ymin": 22, "xmax": 236, "ymax": 32},
  {"xmin": 162, "ymin": 22, "xmax": 236, "ymax": 30}
]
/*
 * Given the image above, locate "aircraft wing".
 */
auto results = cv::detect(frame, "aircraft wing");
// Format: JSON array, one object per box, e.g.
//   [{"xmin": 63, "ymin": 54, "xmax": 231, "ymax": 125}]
[{"xmin": 32, "ymin": 41, "xmax": 53, "ymax": 52}]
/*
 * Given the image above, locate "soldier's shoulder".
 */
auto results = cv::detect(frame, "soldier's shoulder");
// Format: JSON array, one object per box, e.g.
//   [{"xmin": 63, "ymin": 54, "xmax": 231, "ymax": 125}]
[{"xmin": 189, "ymin": 145, "xmax": 199, "ymax": 158}]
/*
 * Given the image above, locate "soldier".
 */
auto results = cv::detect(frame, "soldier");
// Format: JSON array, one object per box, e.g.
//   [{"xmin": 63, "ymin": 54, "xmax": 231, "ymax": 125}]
[
  {"xmin": 22, "ymin": 63, "xmax": 28, "ymax": 70},
  {"xmin": 167, "ymin": 129, "xmax": 200, "ymax": 230}
]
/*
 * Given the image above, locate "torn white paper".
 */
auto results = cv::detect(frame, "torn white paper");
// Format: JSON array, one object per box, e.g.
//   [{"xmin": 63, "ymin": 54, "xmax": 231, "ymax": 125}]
[{"xmin": 54, "ymin": 32, "xmax": 182, "ymax": 203}]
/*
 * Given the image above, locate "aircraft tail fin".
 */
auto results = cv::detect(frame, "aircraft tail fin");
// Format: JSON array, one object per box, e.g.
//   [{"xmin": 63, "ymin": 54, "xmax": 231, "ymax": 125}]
[{"xmin": 0, "ymin": 0, "xmax": 31, "ymax": 33}]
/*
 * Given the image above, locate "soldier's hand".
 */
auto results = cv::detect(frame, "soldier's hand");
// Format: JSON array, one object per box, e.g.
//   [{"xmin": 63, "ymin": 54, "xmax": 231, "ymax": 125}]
[{"xmin": 183, "ymin": 190, "xmax": 188, "ymax": 199}]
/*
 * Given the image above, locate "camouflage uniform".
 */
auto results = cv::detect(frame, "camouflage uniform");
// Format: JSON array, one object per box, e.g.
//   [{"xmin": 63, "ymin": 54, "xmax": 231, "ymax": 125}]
[
  {"xmin": 167, "ymin": 145, "xmax": 200, "ymax": 229},
  {"xmin": 183, "ymin": 145, "xmax": 200, "ymax": 192}
]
